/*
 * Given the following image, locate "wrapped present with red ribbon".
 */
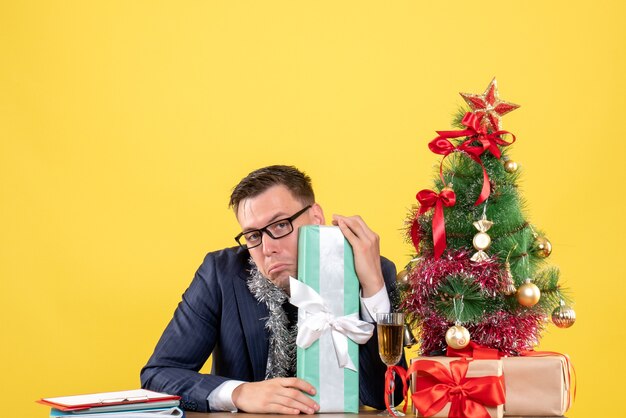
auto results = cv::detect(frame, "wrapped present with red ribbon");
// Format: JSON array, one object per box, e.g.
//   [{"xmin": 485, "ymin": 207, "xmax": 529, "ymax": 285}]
[
  {"xmin": 502, "ymin": 353, "xmax": 574, "ymax": 416},
  {"xmin": 443, "ymin": 343, "xmax": 575, "ymax": 416},
  {"xmin": 409, "ymin": 356, "xmax": 505, "ymax": 418}
]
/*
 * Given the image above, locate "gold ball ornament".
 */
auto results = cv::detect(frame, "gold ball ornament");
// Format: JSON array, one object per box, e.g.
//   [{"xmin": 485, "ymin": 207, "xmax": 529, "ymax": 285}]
[
  {"xmin": 517, "ymin": 279, "xmax": 541, "ymax": 307},
  {"xmin": 533, "ymin": 236, "xmax": 552, "ymax": 258},
  {"xmin": 503, "ymin": 160, "xmax": 518, "ymax": 173},
  {"xmin": 552, "ymin": 301, "xmax": 576, "ymax": 328},
  {"xmin": 445, "ymin": 324, "xmax": 471, "ymax": 349},
  {"xmin": 396, "ymin": 269, "xmax": 410, "ymax": 286}
]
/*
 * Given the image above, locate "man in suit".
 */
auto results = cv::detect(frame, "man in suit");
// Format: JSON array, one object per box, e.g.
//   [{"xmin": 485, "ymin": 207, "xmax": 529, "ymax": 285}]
[{"xmin": 141, "ymin": 165, "xmax": 400, "ymax": 413}]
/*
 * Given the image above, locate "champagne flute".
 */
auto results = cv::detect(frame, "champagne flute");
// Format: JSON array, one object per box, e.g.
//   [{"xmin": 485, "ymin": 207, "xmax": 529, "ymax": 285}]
[{"xmin": 376, "ymin": 312, "xmax": 405, "ymax": 416}]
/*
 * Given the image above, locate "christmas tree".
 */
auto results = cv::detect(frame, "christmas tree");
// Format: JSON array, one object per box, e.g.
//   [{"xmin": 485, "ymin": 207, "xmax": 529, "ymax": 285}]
[{"xmin": 400, "ymin": 78, "xmax": 576, "ymax": 356}]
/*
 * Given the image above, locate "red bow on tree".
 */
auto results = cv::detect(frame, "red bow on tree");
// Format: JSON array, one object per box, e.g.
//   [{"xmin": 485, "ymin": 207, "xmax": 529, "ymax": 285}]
[
  {"xmin": 429, "ymin": 112, "xmax": 516, "ymax": 205},
  {"xmin": 436, "ymin": 112, "xmax": 516, "ymax": 158},
  {"xmin": 428, "ymin": 135, "xmax": 490, "ymax": 206},
  {"xmin": 409, "ymin": 358, "xmax": 506, "ymax": 418},
  {"xmin": 416, "ymin": 188, "xmax": 456, "ymax": 259}
]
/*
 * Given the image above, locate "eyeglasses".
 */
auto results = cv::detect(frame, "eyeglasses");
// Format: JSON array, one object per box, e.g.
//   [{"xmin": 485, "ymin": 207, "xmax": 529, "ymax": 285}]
[{"xmin": 235, "ymin": 205, "xmax": 312, "ymax": 249}]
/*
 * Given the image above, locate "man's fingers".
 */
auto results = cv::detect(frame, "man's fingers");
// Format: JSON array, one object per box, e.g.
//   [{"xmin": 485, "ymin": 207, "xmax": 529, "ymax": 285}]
[
  {"xmin": 331, "ymin": 214, "xmax": 384, "ymax": 297},
  {"xmin": 232, "ymin": 378, "xmax": 319, "ymax": 414},
  {"xmin": 278, "ymin": 379, "xmax": 319, "ymax": 412},
  {"xmin": 270, "ymin": 405, "xmax": 302, "ymax": 415},
  {"xmin": 333, "ymin": 214, "xmax": 377, "ymax": 243},
  {"xmin": 333, "ymin": 215, "xmax": 379, "ymax": 253},
  {"xmin": 333, "ymin": 217, "xmax": 358, "ymax": 243},
  {"xmin": 275, "ymin": 393, "xmax": 317, "ymax": 414},
  {"xmin": 281, "ymin": 377, "xmax": 317, "ymax": 395},
  {"xmin": 333, "ymin": 214, "xmax": 363, "ymax": 235},
  {"xmin": 332, "ymin": 216, "xmax": 367, "ymax": 248},
  {"xmin": 276, "ymin": 378, "xmax": 319, "ymax": 413}
]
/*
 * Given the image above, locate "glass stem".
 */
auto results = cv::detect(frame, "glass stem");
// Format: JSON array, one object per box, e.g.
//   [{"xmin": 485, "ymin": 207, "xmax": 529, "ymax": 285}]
[{"xmin": 390, "ymin": 369, "xmax": 395, "ymax": 410}]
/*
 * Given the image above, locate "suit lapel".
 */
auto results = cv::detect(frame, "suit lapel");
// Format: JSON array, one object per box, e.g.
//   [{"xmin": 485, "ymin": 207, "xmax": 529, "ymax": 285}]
[{"xmin": 233, "ymin": 269, "xmax": 269, "ymax": 381}]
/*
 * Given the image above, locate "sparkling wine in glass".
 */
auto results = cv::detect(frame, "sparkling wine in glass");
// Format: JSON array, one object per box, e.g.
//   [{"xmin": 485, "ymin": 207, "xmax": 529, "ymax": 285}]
[{"xmin": 376, "ymin": 312, "xmax": 405, "ymax": 416}]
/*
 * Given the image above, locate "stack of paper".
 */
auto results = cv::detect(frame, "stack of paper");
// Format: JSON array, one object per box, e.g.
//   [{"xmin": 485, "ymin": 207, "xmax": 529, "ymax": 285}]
[{"xmin": 38, "ymin": 389, "xmax": 183, "ymax": 418}]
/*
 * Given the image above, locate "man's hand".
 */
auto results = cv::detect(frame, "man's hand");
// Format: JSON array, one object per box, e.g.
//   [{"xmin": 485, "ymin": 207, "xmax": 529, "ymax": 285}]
[
  {"xmin": 332, "ymin": 214, "xmax": 385, "ymax": 298},
  {"xmin": 231, "ymin": 378, "xmax": 319, "ymax": 414}
]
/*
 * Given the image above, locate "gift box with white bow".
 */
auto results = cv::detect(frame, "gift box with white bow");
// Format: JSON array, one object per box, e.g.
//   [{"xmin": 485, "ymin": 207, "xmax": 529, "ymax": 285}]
[{"xmin": 290, "ymin": 225, "xmax": 374, "ymax": 413}]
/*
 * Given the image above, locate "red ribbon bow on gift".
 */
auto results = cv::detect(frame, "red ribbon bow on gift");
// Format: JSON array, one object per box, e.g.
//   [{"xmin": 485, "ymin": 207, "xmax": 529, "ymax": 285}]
[
  {"xmin": 408, "ymin": 358, "xmax": 505, "ymax": 418},
  {"xmin": 446, "ymin": 345, "xmax": 577, "ymax": 412},
  {"xmin": 416, "ymin": 188, "xmax": 456, "ymax": 259},
  {"xmin": 446, "ymin": 341, "xmax": 504, "ymax": 360},
  {"xmin": 384, "ymin": 366, "xmax": 409, "ymax": 416},
  {"xmin": 429, "ymin": 112, "xmax": 516, "ymax": 206}
]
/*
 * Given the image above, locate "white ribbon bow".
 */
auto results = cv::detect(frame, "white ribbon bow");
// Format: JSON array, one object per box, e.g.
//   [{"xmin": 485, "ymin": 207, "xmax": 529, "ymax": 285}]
[{"xmin": 289, "ymin": 277, "xmax": 375, "ymax": 372}]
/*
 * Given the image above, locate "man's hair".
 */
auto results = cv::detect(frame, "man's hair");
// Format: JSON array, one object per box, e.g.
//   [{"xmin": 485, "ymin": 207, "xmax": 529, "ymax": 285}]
[{"xmin": 229, "ymin": 165, "xmax": 315, "ymax": 213}]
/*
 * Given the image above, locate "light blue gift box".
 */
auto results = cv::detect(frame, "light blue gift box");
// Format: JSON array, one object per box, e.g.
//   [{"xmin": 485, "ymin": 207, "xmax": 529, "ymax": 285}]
[{"xmin": 295, "ymin": 225, "xmax": 362, "ymax": 413}]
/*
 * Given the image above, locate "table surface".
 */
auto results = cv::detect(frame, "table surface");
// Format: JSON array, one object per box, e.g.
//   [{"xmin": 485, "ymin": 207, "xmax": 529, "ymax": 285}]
[
  {"xmin": 186, "ymin": 411, "xmax": 565, "ymax": 417},
  {"xmin": 186, "ymin": 413, "xmax": 379, "ymax": 418}
]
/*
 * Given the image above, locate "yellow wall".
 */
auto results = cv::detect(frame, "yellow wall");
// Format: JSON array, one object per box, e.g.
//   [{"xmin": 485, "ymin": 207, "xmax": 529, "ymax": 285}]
[{"xmin": 1, "ymin": 1, "xmax": 624, "ymax": 416}]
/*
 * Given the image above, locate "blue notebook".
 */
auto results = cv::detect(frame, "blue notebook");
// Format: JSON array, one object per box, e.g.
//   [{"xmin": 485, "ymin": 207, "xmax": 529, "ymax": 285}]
[{"xmin": 50, "ymin": 406, "xmax": 184, "ymax": 418}]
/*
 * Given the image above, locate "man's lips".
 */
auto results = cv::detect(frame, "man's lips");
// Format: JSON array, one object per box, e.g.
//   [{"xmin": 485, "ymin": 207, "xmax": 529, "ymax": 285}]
[{"xmin": 267, "ymin": 263, "xmax": 290, "ymax": 275}]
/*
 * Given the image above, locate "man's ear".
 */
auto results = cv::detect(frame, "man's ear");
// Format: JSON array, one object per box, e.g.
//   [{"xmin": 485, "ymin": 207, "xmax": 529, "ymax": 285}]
[{"xmin": 310, "ymin": 203, "xmax": 325, "ymax": 225}]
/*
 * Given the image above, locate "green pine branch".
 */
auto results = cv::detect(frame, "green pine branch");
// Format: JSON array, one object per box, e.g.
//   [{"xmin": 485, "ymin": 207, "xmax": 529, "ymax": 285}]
[
  {"xmin": 434, "ymin": 275, "xmax": 489, "ymax": 323},
  {"xmin": 533, "ymin": 267, "xmax": 564, "ymax": 312}
]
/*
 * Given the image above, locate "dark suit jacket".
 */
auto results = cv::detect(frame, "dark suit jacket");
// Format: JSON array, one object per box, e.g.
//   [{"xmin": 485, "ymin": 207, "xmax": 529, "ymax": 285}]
[{"xmin": 140, "ymin": 246, "xmax": 402, "ymax": 412}]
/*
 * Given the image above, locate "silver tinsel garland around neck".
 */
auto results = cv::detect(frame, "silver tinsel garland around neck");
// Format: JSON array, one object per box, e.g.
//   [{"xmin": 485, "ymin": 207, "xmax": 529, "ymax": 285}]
[{"xmin": 247, "ymin": 259, "xmax": 297, "ymax": 379}]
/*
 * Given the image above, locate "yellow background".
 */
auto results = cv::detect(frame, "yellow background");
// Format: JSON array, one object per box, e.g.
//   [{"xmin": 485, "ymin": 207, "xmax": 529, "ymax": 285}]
[{"xmin": 1, "ymin": 1, "xmax": 624, "ymax": 416}]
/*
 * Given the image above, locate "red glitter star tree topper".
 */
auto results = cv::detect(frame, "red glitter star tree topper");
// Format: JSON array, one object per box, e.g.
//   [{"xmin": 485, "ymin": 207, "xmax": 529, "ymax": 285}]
[{"xmin": 460, "ymin": 77, "xmax": 520, "ymax": 131}]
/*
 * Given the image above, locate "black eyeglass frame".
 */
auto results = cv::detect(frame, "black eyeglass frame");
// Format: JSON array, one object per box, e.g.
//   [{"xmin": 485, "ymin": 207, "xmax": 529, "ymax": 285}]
[{"xmin": 234, "ymin": 205, "xmax": 312, "ymax": 249}]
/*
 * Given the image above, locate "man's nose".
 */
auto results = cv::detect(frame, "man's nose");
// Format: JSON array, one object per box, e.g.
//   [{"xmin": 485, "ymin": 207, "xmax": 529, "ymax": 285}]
[{"xmin": 261, "ymin": 231, "xmax": 280, "ymax": 255}]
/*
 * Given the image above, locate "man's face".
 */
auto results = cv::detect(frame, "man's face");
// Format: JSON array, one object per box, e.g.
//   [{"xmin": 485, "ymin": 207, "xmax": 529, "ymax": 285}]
[{"xmin": 236, "ymin": 184, "xmax": 324, "ymax": 290}]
